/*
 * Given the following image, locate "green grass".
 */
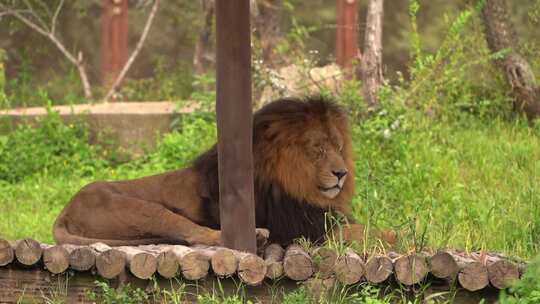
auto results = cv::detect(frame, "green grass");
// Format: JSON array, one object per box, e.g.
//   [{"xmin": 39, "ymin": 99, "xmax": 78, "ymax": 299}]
[
  {"xmin": 0, "ymin": 109, "xmax": 538, "ymax": 260},
  {"xmin": 353, "ymin": 116, "xmax": 540, "ymax": 258}
]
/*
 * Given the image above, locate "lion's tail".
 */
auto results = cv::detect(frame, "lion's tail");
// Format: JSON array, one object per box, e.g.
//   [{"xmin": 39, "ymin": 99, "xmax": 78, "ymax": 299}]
[{"xmin": 52, "ymin": 217, "xmax": 186, "ymax": 246}]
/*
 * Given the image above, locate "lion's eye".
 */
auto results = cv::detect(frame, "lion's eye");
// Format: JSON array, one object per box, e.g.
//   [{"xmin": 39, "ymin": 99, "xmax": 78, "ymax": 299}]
[{"xmin": 316, "ymin": 146, "xmax": 326, "ymax": 157}]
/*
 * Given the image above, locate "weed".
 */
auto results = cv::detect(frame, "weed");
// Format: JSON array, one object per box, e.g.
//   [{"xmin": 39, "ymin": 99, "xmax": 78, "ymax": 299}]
[
  {"xmin": 86, "ymin": 281, "xmax": 148, "ymax": 304},
  {"xmin": 499, "ymin": 257, "xmax": 540, "ymax": 304}
]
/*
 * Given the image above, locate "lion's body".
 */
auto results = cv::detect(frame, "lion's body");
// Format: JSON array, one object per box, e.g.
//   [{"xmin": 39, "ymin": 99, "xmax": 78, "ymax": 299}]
[{"xmin": 53, "ymin": 97, "xmax": 361, "ymax": 247}]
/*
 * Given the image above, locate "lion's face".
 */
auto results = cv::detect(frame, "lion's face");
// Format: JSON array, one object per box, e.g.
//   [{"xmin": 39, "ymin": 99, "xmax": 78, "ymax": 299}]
[
  {"xmin": 254, "ymin": 98, "xmax": 354, "ymax": 210},
  {"xmin": 304, "ymin": 127, "xmax": 348, "ymax": 199}
]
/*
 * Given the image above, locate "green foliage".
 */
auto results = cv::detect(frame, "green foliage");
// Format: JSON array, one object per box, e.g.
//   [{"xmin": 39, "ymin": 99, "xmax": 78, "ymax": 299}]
[
  {"xmin": 0, "ymin": 48, "xmax": 6, "ymax": 108},
  {"xmin": 281, "ymin": 284, "xmax": 393, "ymax": 304},
  {"xmin": 351, "ymin": 111, "xmax": 540, "ymax": 257},
  {"xmin": 500, "ymin": 257, "xmax": 540, "ymax": 303},
  {"xmin": 137, "ymin": 113, "xmax": 217, "ymax": 172},
  {"xmin": 274, "ymin": 0, "xmax": 318, "ymax": 59},
  {"xmin": 0, "ymin": 107, "xmax": 106, "ymax": 183},
  {"xmin": 197, "ymin": 294, "xmax": 249, "ymax": 304},
  {"xmin": 120, "ymin": 58, "xmax": 194, "ymax": 102},
  {"xmin": 281, "ymin": 287, "xmax": 312, "ymax": 304},
  {"xmin": 398, "ymin": 2, "xmax": 511, "ymax": 120},
  {"xmin": 86, "ymin": 281, "xmax": 148, "ymax": 304},
  {"xmin": 408, "ymin": 0, "xmax": 422, "ymax": 64},
  {"xmin": 188, "ymin": 73, "xmax": 216, "ymax": 112}
]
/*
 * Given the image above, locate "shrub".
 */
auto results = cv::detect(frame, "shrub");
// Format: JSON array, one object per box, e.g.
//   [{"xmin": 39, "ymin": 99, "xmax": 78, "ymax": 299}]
[{"xmin": 0, "ymin": 109, "xmax": 106, "ymax": 183}]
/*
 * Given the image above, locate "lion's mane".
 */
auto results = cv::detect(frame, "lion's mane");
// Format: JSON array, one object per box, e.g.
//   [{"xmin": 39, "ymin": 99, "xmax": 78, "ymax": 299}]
[{"xmin": 193, "ymin": 97, "xmax": 354, "ymax": 245}]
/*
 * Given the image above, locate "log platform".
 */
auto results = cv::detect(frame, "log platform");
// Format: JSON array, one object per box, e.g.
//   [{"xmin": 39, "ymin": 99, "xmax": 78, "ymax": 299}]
[{"xmin": 0, "ymin": 238, "xmax": 525, "ymax": 303}]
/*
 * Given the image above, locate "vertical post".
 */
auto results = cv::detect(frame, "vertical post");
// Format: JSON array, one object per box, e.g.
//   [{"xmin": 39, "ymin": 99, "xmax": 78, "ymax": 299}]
[
  {"xmin": 336, "ymin": 0, "xmax": 358, "ymax": 76},
  {"xmin": 102, "ymin": 0, "xmax": 129, "ymax": 90},
  {"xmin": 215, "ymin": 0, "xmax": 257, "ymax": 253}
]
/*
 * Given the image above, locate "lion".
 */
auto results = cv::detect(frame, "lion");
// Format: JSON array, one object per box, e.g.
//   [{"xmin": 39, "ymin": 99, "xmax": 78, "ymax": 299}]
[{"xmin": 53, "ymin": 96, "xmax": 395, "ymax": 247}]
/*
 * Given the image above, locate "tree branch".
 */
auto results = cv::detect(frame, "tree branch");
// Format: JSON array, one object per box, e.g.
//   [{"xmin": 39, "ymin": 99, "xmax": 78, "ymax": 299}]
[
  {"xmin": 103, "ymin": 0, "xmax": 160, "ymax": 101},
  {"xmin": 51, "ymin": 0, "xmax": 65, "ymax": 35},
  {"xmin": 22, "ymin": 0, "xmax": 49, "ymax": 31},
  {"xmin": 0, "ymin": 9, "xmax": 30, "ymax": 18},
  {"xmin": 0, "ymin": 3, "xmax": 93, "ymax": 99}
]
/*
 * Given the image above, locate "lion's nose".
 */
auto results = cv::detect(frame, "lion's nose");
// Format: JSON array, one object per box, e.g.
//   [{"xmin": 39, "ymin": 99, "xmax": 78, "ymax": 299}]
[{"xmin": 332, "ymin": 169, "xmax": 348, "ymax": 180}]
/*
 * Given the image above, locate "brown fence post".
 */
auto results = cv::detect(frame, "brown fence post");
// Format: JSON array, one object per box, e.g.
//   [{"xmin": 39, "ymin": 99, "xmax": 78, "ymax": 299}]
[
  {"xmin": 336, "ymin": 0, "xmax": 359, "ymax": 77},
  {"xmin": 215, "ymin": 0, "xmax": 257, "ymax": 254},
  {"xmin": 102, "ymin": 0, "xmax": 128, "ymax": 90}
]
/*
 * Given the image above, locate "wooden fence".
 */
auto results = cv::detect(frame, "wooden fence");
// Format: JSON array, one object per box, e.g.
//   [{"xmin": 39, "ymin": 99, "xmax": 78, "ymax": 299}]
[{"xmin": 0, "ymin": 238, "xmax": 526, "ymax": 303}]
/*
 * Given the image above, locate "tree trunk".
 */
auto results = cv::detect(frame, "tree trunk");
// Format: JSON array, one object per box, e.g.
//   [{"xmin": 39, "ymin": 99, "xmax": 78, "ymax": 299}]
[
  {"xmin": 253, "ymin": 0, "xmax": 282, "ymax": 66},
  {"xmin": 102, "ymin": 0, "xmax": 160, "ymax": 101},
  {"xmin": 481, "ymin": 0, "xmax": 540, "ymax": 121},
  {"xmin": 193, "ymin": 0, "xmax": 215, "ymax": 75},
  {"xmin": 359, "ymin": 0, "xmax": 384, "ymax": 109}
]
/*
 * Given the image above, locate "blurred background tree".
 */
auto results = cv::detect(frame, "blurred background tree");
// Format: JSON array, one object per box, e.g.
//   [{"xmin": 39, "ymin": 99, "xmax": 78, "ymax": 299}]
[{"xmin": 0, "ymin": 0, "xmax": 538, "ymax": 109}]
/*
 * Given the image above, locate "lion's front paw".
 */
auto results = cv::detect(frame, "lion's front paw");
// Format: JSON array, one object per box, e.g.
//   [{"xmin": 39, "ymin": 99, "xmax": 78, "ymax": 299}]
[
  {"xmin": 340, "ymin": 224, "xmax": 398, "ymax": 248},
  {"xmin": 188, "ymin": 229, "xmax": 223, "ymax": 246}
]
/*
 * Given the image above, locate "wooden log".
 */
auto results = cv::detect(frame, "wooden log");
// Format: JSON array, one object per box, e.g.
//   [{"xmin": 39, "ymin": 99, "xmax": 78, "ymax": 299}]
[
  {"xmin": 487, "ymin": 259, "xmax": 520, "ymax": 289},
  {"xmin": 192, "ymin": 245, "xmax": 263, "ymax": 284},
  {"xmin": 283, "ymin": 244, "xmax": 313, "ymax": 281},
  {"xmin": 264, "ymin": 243, "xmax": 284, "ymax": 279},
  {"xmin": 0, "ymin": 239, "xmax": 14, "ymax": 266},
  {"xmin": 312, "ymin": 247, "xmax": 337, "ymax": 279},
  {"xmin": 41, "ymin": 245, "xmax": 69, "ymax": 274},
  {"xmin": 117, "ymin": 246, "xmax": 157, "ymax": 280},
  {"xmin": 237, "ymin": 252, "xmax": 267, "ymax": 286},
  {"xmin": 304, "ymin": 276, "xmax": 336, "ymax": 299},
  {"xmin": 137, "ymin": 245, "xmax": 179, "ymax": 279},
  {"xmin": 212, "ymin": 248, "xmax": 238, "ymax": 278},
  {"xmin": 170, "ymin": 245, "xmax": 209, "ymax": 280},
  {"xmin": 365, "ymin": 255, "xmax": 393, "ymax": 283},
  {"xmin": 334, "ymin": 249, "xmax": 364, "ymax": 285},
  {"xmin": 394, "ymin": 254, "xmax": 429, "ymax": 285},
  {"xmin": 65, "ymin": 246, "xmax": 96, "ymax": 272},
  {"xmin": 429, "ymin": 251, "xmax": 459, "ymax": 280},
  {"xmin": 157, "ymin": 250, "xmax": 179, "ymax": 279},
  {"xmin": 15, "ymin": 239, "xmax": 42, "ymax": 266},
  {"xmin": 91, "ymin": 243, "xmax": 126, "ymax": 279},
  {"xmin": 195, "ymin": 246, "xmax": 238, "ymax": 278},
  {"xmin": 457, "ymin": 261, "xmax": 489, "ymax": 292}
]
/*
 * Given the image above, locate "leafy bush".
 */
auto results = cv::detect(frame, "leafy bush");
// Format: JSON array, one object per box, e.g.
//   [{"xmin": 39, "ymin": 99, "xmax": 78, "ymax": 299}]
[
  {"xmin": 395, "ymin": 0, "xmax": 512, "ymax": 121},
  {"xmin": 0, "ymin": 109, "xmax": 106, "ymax": 183},
  {"xmin": 116, "ymin": 113, "xmax": 217, "ymax": 176},
  {"xmin": 120, "ymin": 58, "xmax": 194, "ymax": 102}
]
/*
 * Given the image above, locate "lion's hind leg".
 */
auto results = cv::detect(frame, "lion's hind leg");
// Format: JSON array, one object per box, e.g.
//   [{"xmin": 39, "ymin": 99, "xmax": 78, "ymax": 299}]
[{"xmin": 58, "ymin": 189, "xmax": 223, "ymax": 246}]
